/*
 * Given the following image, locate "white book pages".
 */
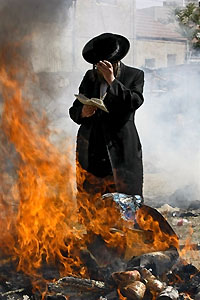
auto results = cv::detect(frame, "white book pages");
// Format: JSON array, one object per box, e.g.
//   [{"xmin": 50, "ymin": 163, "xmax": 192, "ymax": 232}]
[{"xmin": 74, "ymin": 93, "xmax": 109, "ymax": 113}]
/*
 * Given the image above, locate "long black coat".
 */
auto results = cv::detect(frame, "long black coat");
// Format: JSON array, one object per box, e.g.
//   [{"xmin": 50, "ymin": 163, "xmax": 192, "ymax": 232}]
[{"xmin": 69, "ymin": 62, "xmax": 144, "ymax": 196}]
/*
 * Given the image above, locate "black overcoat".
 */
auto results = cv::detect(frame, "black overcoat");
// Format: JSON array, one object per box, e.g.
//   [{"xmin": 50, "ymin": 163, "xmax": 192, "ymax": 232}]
[{"xmin": 69, "ymin": 62, "xmax": 144, "ymax": 196}]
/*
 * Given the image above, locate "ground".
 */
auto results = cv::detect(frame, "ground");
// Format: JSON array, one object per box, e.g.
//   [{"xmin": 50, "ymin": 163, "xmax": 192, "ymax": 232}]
[{"xmin": 157, "ymin": 206, "xmax": 200, "ymax": 269}]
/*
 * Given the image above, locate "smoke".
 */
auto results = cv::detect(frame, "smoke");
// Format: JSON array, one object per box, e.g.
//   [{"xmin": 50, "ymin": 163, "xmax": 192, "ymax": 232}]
[
  {"xmin": 0, "ymin": 0, "xmax": 75, "ymax": 137},
  {"xmin": 0, "ymin": 0, "xmax": 199, "ymax": 207},
  {"xmin": 0, "ymin": 0, "xmax": 73, "ymax": 40},
  {"xmin": 137, "ymin": 65, "xmax": 200, "ymax": 205}
]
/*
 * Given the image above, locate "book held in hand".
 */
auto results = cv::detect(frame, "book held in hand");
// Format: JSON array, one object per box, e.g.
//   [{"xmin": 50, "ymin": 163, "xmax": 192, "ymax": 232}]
[{"xmin": 74, "ymin": 93, "xmax": 109, "ymax": 113}]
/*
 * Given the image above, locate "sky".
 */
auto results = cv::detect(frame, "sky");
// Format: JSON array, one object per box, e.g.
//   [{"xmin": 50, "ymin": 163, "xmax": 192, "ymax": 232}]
[{"xmin": 136, "ymin": 0, "xmax": 163, "ymax": 8}]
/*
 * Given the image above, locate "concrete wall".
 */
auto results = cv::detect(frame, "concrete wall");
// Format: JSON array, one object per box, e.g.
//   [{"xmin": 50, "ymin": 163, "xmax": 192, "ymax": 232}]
[{"xmin": 136, "ymin": 39, "xmax": 187, "ymax": 68}]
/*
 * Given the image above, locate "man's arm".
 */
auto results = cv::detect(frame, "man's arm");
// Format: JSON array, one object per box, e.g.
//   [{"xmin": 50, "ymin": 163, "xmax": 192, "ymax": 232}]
[
  {"xmin": 96, "ymin": 60, "xmax": 144, "ymax": 111},
  {"xmin": 107, "ymin": 69, "xmax": 144, "ymax": 110}
]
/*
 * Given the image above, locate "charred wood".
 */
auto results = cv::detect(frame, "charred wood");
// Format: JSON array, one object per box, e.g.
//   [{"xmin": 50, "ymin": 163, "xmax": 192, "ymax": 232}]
[
  {"xmin": 99, "ymin": 290, "xmax": 119, "ymax": 300},
  {"xmin": 0, "ymin": 289, "xmax": 31, "ymax": 300},
  {"xmin": 156, "ymin": 286, "xmax": 179, "ymax": 300},
  {"xmin": 140, "ymin": 268, "xmax": 165, "ymax": 293},
  {"xmin": 179, "ymin": 293, "xmax": 196, "ymax": 300},
  {"xmin": 195, "ymin": 291, "xmax": 200, "ymax": 300},
  {"xmin": 120, "ymin": 280, "xmax": 146, "ymax": 300},
  {"xmin": 0, "ymin": 261, "xmax": 33, "ymax": 300},
  {"xmin": 111, "ymin": 270, "xmax": 141, "ymax": 287},
  {"xmin": 85, "ymin": 235, "xmax": 126, "ymax": 282},
  {"xmin": 166, "ymin": 262, "xmax": 199, "ymax": 284},
  {"xmin": 87, "ymin": 235, "xmax": 125, "ymax": 268},
  {"xmin": 47, "ymin": 276, "xmax": 111, "ymax": 299},
  {"xmin": 178, "ymin": 271, "xmax": 200, "ymax": 295},
  {"xmin": 80, "ymin": 249, "xmax": 104, "ymax": 281},
  {"xmin": 126, "ymin": 248, "xmax": 179, "ymax": 276},
  {"xmin": 45, "ymin": 296, "xmax": 66, "ymax": 300},
  {"xmin": 143, "ymin": 289, "xmax": 154, "ymax": 300}
]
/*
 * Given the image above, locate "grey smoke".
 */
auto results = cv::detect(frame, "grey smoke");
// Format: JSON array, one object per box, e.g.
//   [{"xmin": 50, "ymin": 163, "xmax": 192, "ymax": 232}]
[
  {"xmin": 0, "ymin": 0, "xmax": 76, "ymax": 134},
  {"xmin": 138, "ymin": 65, "xmax": 200, "ymax": 205}
]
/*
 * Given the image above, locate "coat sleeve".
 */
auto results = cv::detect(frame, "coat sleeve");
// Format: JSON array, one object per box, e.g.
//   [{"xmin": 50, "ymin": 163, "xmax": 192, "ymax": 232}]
[
  {"xmin": 69, "ymin": 71, "xmax": 90, "ymax": 125},
  {"xmin": 104, "ymin": 69, "xmax": 144, "ymax": 112}
]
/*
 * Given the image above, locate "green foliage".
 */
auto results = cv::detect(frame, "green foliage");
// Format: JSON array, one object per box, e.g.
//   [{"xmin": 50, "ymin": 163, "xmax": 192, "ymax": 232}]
[{"xmin": 175, "ymin": 3, "xmax": 200, "ymax": 49}]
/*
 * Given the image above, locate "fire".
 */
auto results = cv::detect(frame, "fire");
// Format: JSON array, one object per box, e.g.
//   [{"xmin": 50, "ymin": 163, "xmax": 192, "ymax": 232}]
[
  {"xmin": 76, "ymin": 166, "xmax": 179, "ymax": 260},
  {"xmin": 0, "ymin": 46, "xmax": 86, "ymax": 279},
  {"xmin": 117, "ymin": 288, "xmax": 127, "ymax": 300},
  {"xmin": 134, "ymin": 206, "xmax": 179, "ymax": 253},
  {"xmin": 179, "ymin": 226, "xmax": 200, "ymax": 267},
  {"xmin": 184, "ymin": 293, "xmax": 194, "ymax": 300}
]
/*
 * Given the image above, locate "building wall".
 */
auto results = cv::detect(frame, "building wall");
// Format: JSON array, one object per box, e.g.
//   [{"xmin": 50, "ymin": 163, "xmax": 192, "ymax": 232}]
[
  {"xmin": 136, "ymin": 39, "xmax": 187, "ymax": 68},
  {"xmin": 138, "ymin": 6, "xmax": 172, "ymax": 22},
  {"xmin": 164, "ymin": 0, "xmax": 199, "ymax": 6}
]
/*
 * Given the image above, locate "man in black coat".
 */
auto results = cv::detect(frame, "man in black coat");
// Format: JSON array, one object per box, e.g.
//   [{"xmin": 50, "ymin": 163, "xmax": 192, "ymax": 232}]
[{"xmin": 69, "ymin": 33, "xmax": 144, "ymax": 204}]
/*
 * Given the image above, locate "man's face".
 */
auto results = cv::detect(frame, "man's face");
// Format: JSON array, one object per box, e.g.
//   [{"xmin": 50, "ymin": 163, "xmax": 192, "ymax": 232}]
[{"xmin": 96, "ymin": 66, "xmax": 105, "ymax": 82}]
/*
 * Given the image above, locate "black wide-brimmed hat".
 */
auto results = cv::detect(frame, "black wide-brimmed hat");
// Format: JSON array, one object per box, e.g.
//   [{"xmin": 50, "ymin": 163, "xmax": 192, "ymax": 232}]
[{"xmin": 82, "ymin": 33, "xmax": 130, "ymax": 64}]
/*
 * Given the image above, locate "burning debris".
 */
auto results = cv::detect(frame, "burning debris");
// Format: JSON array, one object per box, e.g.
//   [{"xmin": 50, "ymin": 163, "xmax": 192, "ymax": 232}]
[
  {"xmin": 0, "ymin": 190, "xmax": 200, "ymax": 300},
  {"xmin": 45, "ymin": 250, "xmax": 200, "ymax": 300}
]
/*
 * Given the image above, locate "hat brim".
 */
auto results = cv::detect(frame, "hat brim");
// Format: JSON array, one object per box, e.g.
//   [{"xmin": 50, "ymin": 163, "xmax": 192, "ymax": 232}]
[{"xmin": 82, "ymin": 33, "xmax": 130, "ymax": 64}]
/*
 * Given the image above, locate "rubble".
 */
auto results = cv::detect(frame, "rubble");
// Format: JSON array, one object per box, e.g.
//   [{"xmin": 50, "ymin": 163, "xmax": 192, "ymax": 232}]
[
  {"xmin": 126, "ymin": 248, "xmax": 179, "ymax": 276},
  {"xmin": 140, "ymin": 268, "xmax": 165, "ymax": 292},
  {"xmin": 120, "ymin": 280, "xmax": 146, "ymax": 300},
  {"xmin": 157, "ymin": 286, "xmax": 179, "ymax": 300},
  {"xmin": 0, "ymin": 193, "xmax": 200, "ymax": 299},
  {"xmin": 47, "ymin": 277, "xmax": 109, "ymax": 299},
  {"xmin": 112, "ymin": 270, "xmax": 141, "ymax": 287}
]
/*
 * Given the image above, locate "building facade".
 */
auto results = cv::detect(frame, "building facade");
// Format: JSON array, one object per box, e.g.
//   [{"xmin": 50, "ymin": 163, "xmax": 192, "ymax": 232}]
[
  {"xmin": 163, "ymin": 0, "xmax": 199, "ymax": 6},
  {"xmin": 135, "ymin": 12, "xmax": 187, "ymax": 69}
]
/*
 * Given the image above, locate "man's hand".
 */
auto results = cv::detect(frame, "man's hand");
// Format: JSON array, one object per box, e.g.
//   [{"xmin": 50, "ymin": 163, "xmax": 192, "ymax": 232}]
[
  {"xmin": 96, "ymin": 60, "xmax": 115, "ymax": 85},
  {"xmin": 81, "ymin": 104, "xmax": 97, "ymax": 118}
]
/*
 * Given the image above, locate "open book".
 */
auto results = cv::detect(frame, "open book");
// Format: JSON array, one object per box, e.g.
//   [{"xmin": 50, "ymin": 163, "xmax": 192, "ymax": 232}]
[{"xmin": 74, "ymin": 93, "xmax": 109, "ymax": 113}]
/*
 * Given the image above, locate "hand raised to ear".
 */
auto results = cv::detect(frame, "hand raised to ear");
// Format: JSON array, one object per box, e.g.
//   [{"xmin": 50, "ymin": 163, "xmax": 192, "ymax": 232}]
[{"xmin": 96, "ymin": 60, "xmax": 115, "ymax": 85}]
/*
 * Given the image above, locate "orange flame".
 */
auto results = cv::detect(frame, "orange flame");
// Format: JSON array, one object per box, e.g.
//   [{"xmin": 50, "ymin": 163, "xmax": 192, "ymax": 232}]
[
  {"xmin": 0, "ymin": 45, "xmax": 86, "ymax": 279},
  {"xmin": 178, "ymin": 226, "xmax": 200, "ymax": 267},
  {"xmin": 117, "ymin": 288, "xmax": 127, "ymax": 300},
  {"xmin": 179, "ymin": 226, "xmax": 194, "ymax": 256},
  {"xmin": 76, "ymin": 164, "xmax": 179, "ymax": 260}
]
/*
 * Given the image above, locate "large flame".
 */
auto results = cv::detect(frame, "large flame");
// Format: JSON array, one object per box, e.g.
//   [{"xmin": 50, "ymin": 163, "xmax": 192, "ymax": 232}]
[{"xmin": 0, "ymin": 45, "xmax": 86, "ymax": 279}]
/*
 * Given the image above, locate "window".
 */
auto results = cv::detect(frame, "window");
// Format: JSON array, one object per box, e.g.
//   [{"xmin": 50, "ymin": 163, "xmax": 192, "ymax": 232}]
[
  {"xmin": 167, "ymin": 54, "xmax": 176, "ymax": 66},
  {"xmin": 145, "ymin": 58, "xmax": 155, "ymax": 69}
]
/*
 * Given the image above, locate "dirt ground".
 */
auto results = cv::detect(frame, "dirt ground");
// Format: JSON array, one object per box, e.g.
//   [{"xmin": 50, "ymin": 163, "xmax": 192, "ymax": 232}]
[{"xmin": 157, "ymin": 205, "xmax": 200, "ymax": 269}]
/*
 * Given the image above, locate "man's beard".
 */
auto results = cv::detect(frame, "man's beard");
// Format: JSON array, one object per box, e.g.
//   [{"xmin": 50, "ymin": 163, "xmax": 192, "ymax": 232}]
[
  {"xmin": 96, "ymin": 70, "xmax": 107, "ymax": 83},
  {"xmin": 93, "ymin": 62, "xmax": 119, "ymax": 83}
]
